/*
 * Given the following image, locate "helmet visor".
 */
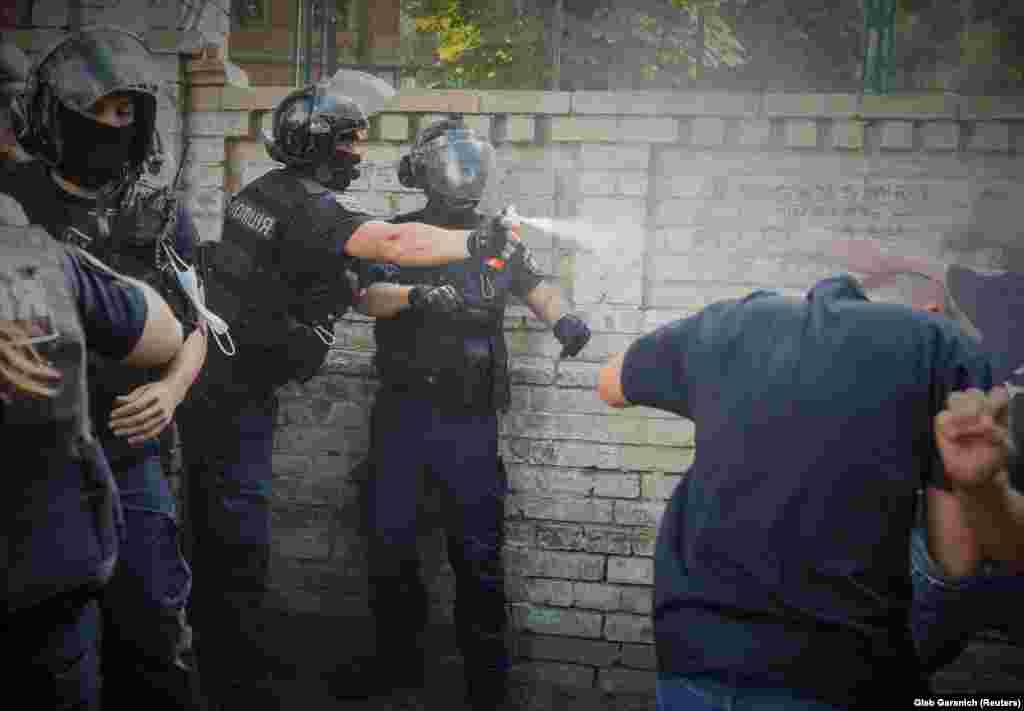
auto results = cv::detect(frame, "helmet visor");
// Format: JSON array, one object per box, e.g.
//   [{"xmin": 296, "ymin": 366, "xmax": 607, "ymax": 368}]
[
  {"xmin": 35, "ymin": 28, "xmax": 158, "ymax": 114},
  {"xmin": 415, "ymin": 129, "xmax": 495, "ymax": 203},
  {"xmin": 327, "ymin": 68, "xmax": 396, "ymax": 118}
]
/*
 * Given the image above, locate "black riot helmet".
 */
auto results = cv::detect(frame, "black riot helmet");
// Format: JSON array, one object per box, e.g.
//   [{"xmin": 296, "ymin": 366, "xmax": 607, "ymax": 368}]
[
  {"xmin": 15, "ymin": 27, "xmax": 160, "ymax": 194},
  {"xmin": 264, "ymin": 80, "xmax": 369, "ymax": 191},
  {"xmin": 398, "ymin": 116, "xmax": 495, "ymax": 210}
]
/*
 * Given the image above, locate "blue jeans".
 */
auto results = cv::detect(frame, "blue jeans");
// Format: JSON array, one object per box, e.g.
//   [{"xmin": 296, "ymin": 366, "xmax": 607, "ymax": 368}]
[
  {"xmin": 179, "ymin": 394, "xmax": 276, "ymax": 692},
  {"xmin": 910, "ymin": 522, "xmax": 1024, "ymax": 672},
  {"xmin": 656, "ymin": 674, "xmax": 844, "ymax": 711},
  {"xmin": 365, "ymin": 388, "xmax": 508, "ymax": 702},
  {"xmin": 101, "ymin": 449, "xmax": 197, "ymax": 710}
]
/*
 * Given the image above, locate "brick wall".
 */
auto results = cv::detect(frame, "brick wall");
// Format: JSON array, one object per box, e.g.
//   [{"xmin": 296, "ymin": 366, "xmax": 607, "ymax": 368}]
[
  {"xmin": 9, "ymin": 19, "xmax": 1022, "ymax": 699},
  {"xmin": 179, "ymin": 84, "xmax": 1024, "ymax": 704}
]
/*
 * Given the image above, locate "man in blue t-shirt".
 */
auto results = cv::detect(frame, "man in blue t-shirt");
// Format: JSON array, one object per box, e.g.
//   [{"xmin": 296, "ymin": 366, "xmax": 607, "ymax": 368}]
[
  {"xmin": 3, "ymin": 194, "xmax": 187, "ymax": 710},
  {"xmin": 2, "ymin": 29, "xmax": 207, "ymax": 709},
  {"xmin": 909, "ymin": 264, "xmax": 1024, "ymax": 671},
  {"xmin": 597, "ymin": 273, "xmax": 1019, "ymax": 709}
]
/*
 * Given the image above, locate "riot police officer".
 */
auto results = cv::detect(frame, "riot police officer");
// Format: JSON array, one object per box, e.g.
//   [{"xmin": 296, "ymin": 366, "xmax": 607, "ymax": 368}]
[
  {"xmin": 2, "ymin": 28, "xmax": 207, "ymax": 709},
  {"xmin": 177, "ymin": 80, "xmax": 514, "ymax": 707},
  {"xmin": 2, "ymin": 194, "xmax": 186, "ymax": 709},
  {"xmin": 344, "ymin": 117, "xmax": 591, "ymax": 710}
]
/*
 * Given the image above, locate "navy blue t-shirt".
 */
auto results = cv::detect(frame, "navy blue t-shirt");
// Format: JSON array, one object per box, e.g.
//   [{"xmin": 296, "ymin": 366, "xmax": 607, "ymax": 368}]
[
  {"xmin": 3, "ymin": 248, "xmax": 147, "ymax": 609},
  {"xmin": 63, "ymin": 248, "xmax": 148, "ymax": 360},
  {"xmin": 621, "ymin": 275, "xmax": 992, "ymax": 706}
]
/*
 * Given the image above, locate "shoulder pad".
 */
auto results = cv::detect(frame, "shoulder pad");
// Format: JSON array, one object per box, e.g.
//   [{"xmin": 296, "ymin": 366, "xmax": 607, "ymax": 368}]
[{"xmin": 330, "ymin": 192, "xmax": 365, "ymax": 213}]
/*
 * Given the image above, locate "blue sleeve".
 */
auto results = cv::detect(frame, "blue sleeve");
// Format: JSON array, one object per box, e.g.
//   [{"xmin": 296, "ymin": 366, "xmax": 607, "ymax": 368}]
[
  {"xmin": 318, "ymin": 194, "xmax": 375, "ymax": 258},
  {"xmin": 621, "ymin": 314, "xmax": 701, "ymax": 418},
  {"xmin": 173, "ymin": 204, "xmax": 199, "ymax": 263},
  {"xmin": 63, "ymin": 249, "xmax": 148, "ymax": 362}
]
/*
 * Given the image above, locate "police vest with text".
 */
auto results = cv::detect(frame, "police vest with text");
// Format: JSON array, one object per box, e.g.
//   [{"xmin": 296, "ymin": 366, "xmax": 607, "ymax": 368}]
[
  {"xmin": 2, "ymin": 227, "xmax": 123, "ymax": 613},
  {"xmin": 201, "ymin": 169, "xmax": 355, "ymax": 393},
  {"xmin": 374, "ymin": 210, "xmax": 511, "ymax": 412}
]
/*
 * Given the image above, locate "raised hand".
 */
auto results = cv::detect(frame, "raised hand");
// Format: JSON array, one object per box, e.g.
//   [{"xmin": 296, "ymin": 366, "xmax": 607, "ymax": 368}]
[{"xmin": 935, "ymin": 387, "xmax": 1013, "ymax": 490}]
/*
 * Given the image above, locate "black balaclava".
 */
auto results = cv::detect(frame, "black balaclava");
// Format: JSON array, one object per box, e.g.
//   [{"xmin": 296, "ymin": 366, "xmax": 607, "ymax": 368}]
[
  {"xmin": 422, "ymin": 193, "xmax": 479, "ymax": 227},
  {"xmin": 56, "ymin": 101, "xmax": 137, "ymax": 191},
  {"xmin": 313, "ymin": 149, "xmax": 362, "ymax": 192}
]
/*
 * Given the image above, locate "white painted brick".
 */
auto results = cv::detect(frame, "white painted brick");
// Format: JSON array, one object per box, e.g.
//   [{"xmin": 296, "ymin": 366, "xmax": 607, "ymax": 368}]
[
  {"xmin": 604, "ymin": 613, "xmax": 654, "ymax": 643},
  {"xmin": 573, "ymin": 582, "xmax": 622, "ymax": 611},
  {"xmin": 512, "ymin": 604, "xmax": 604, "ymax": 639},
  {"xmin": 507, "ymin": 465, "xmax": 594, "ymax": 496},
  {"xmin": 619, "ymin": 172, "xmax": 649, "ymax": 197},
  {"xmin": 507, "ymin": 494, "xmax": 614, "ymax": 524},
  {"xmin": 641, "ymin": 473, "xmax": 684, "ymax": 500},
  {"xmin": 592, "ymin": 473, "xmax": 640, "ymax": 499},
  {"xmin": 619, "ymin": 586, "xmax": 654, "ymax": 615},
  {"xmin": 738, "ymin": 119, "xmax": 774, "ymax": 147},
  {"xmin": 968, "ymin": 122, "xmax": 1011, "ymax": 153},
  {"xmin": 691, "ymin": 117, "xmax": 725, "ymax": 146},
  {"xmin": 607, "ymin": 557, "xmax": 654, "ymax": 585},
  {"xmin": 188, "ymin": 111, "xmax": 250, "ymax": 138},
  {"xmin": 511, "ymin": 661, "xmax": 596, "ymax": 688},
  {"xmin": 185, "ymin": 137, "xmax": 227, "ymax": 164},
  {"xmin": 506, "ymin": 549, "xmax": 606, "ymax": 581},
  {"xmin": 880, "ymin": 121, "xmax": 915, "ymax": 150},
  {"xmin": 922, "ymin": 121, "xmax": 959, "ymax": 151},
  {"xmin": 579, "ymin": 172, "xmax": 618, "ymax": 196},
  {"xmin": 578, "ymin": 144, "xmax": 651, "ymax": 172},
  {"xmin": 613, "ymin": 500, "xmax": 667, "ymax": 527},
  {"xmin": 523, "ymin": 578, "xmax": 574, "ymax": 607}
]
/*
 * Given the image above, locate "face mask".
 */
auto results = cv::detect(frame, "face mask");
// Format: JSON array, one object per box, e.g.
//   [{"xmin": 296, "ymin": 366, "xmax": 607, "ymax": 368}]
[
  {"xmin": 161, "ymin": 242, "xmax": 236, "ymax": 356},
  {"xmin": 56, "ymin": 102, "xmax": 138, "ymax": 191}
]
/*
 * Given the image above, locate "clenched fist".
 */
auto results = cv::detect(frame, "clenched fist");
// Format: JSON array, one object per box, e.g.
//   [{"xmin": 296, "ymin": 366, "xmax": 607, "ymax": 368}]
[{"xmin": 935, "ymin": 386, "xmax": 1014, "ymax": 490}]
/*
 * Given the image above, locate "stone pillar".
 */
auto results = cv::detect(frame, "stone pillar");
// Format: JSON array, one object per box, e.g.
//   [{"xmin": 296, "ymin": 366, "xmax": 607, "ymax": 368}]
[{"xmin": 182, "ymin": 45, "xmax": 239, "ymax": 243}]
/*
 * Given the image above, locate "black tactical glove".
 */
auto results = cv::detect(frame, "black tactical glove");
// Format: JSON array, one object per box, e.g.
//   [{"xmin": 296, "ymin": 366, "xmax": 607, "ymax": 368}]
[
  {"xmin": 553, "ymin": 314, "xmax": 591, "ymax": 358},
  {"xmin": 408, "ymin": 283, "xmax": 463, "ymax": 315},
  {"xmin": 466, "ymin": 214, "xmax": 512, "ymax": 260}
]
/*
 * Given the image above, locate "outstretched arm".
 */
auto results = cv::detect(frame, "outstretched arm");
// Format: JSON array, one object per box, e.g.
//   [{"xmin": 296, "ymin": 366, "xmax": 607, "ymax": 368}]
[
  {"xmin": 345, "ymin": 221, "xmax": 472, "ymax": 266},
  {"xmin": 598, "ymin": 352, "xmax": 630, "ymax": 408}
]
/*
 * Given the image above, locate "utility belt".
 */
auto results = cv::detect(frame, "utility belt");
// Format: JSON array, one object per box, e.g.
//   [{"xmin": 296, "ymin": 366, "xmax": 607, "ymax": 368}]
[{"xmin": 380, "ymin": 366, "xmax": 496, "ymax": 412}]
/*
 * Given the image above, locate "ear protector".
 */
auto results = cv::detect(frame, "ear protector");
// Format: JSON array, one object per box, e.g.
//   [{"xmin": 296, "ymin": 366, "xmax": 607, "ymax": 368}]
[{"xmin": 397, "ymin": 153, "xmax": 419, "ymax": 189}]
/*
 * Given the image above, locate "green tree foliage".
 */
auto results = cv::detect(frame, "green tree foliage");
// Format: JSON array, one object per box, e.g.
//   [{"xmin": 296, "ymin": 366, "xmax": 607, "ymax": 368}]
[
  {"xmin": 400, "ymin": 0, "xmax": 550, "ymax": 88},
  {"xmin": 400, "ymin": 0, "xmax": 1023, "ymax": 92},
  {"xmin": 401, "ymin": 0, "xmax": 746, "ymax": 89}
]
